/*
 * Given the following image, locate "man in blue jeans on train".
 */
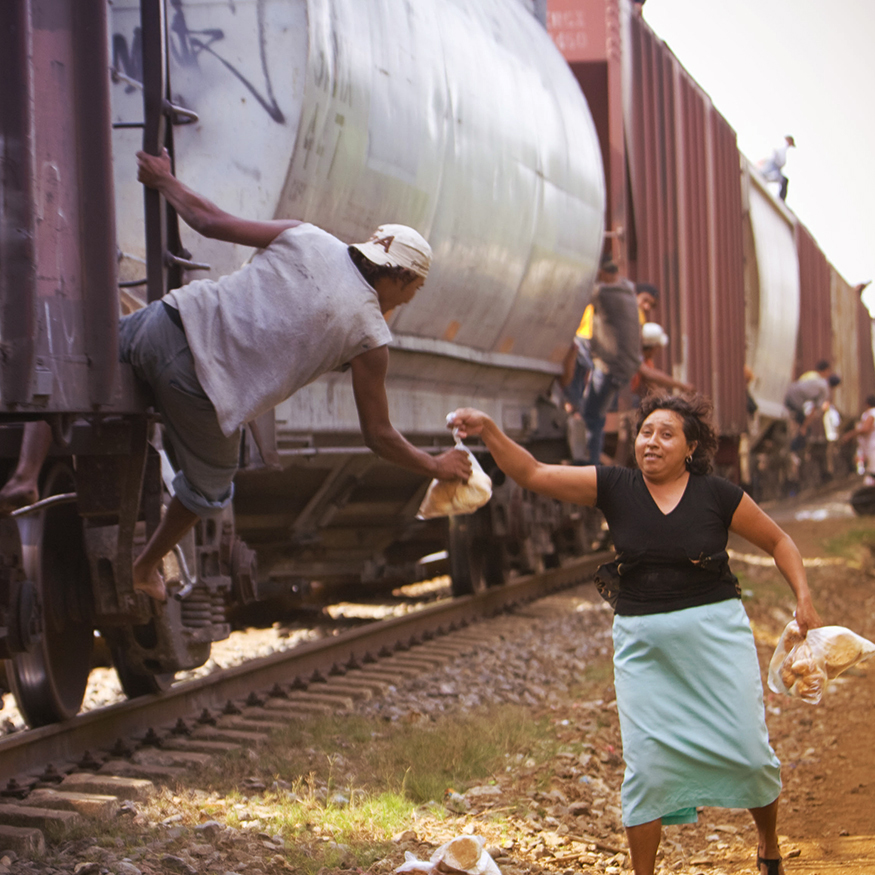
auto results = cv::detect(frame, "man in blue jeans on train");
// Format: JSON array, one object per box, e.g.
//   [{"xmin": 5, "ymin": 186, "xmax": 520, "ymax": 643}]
[
  {"xmin": 580, "ymin": 258, "xmax": 642, "ymax": 464},
  {"xmin": 0, "ymin": 149, "xmax": 471, "ymax": 601}
]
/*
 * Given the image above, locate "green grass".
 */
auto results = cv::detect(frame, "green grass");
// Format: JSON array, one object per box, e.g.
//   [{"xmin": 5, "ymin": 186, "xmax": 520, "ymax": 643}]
[
  {"xmin": 45, "ymin": 648, "xmax": 617, "ymax": 871},
  {"xmin": 108, "ymin": 702, "xmax": 560, "ymax": 872},
  {"xmin": 190, "ymin": 705, "xmax": 552, "ymax": 806},
  {"xmin": 819, "ymin": 523, "xmax": 875, "ymax": 559}
]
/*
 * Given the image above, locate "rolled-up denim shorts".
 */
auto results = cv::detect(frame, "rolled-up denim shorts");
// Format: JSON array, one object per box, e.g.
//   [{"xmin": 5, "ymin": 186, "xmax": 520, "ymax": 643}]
[{"xmin": 119, "ymin": 301, "xmax": 240, "ymax": 517}]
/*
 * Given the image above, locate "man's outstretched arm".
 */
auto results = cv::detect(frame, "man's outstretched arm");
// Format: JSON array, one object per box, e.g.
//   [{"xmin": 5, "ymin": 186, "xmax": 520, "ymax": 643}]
[
  {"xmin": 350, "ymin": 347, "xmax": 471, "ymax": 481},
  {"xmin": 137, "ymin": 148, "xmax": 300, "ymax": 250}
]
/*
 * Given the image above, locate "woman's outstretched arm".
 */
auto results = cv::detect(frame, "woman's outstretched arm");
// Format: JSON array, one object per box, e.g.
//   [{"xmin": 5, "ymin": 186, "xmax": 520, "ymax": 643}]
[{"xmin": 449, "ymin": 408, "xmax": 598, "ymax": 506}]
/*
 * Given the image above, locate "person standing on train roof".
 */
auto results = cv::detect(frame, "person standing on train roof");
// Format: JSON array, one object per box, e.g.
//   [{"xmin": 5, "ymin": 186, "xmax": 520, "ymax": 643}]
[
  {"xmin": 580, "ymin": 257, "xmax": 642, "ymax": 464},
  {"xmin": 0, "ymin": 148, "xmax": 472, "ymax": 602},
  {"xmin": 759, "ymin": 135, "xmax": 795, "ymax": 202}
]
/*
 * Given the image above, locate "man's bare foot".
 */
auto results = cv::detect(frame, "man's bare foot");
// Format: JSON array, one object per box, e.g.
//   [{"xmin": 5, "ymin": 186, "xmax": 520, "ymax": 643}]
[
  {"xmin": 0, "ymin": 479, "xmax": 39, "ymax": 517},
  {"xmin": 133, "ymin": 565, "xmax": 167, "ymax": 603}
]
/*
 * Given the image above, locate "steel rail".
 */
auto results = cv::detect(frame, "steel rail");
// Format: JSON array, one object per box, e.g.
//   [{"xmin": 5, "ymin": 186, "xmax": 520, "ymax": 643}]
[{"xmin": 0, "ymin": 554, "xmax": 605, "ymax": 787}]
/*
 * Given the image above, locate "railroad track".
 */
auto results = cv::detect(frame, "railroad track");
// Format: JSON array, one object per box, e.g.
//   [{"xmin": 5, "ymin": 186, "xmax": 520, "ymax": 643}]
[{"xmin": 0, "ymin": 554, "xmax": 605, "ymax": 853}]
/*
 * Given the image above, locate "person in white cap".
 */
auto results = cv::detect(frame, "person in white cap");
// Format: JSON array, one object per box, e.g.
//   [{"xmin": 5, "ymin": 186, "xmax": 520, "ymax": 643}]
[
  {"xmin": 0, "ymin": 150, "xmax": 471, "ymax": 602},
  {"xmin": 629, "ymin": 323, "xmax": 694, "ymax": 406}
]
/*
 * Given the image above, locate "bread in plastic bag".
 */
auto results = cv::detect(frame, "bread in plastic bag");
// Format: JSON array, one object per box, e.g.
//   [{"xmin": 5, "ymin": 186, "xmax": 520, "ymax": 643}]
[
  {"xmin": 768, "ymin": 620, "xmax": 875, "ymax": 705},
  {"xmin": 416, "ymin": 434, "xmax": 492, "ymax": 520},
  {"xmin": 395, "ymin": 835, "xmax": 502, "ymax": 875}
]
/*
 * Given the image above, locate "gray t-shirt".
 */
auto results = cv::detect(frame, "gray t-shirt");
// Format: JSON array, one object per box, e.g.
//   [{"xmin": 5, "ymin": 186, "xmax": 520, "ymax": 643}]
[
  {"xmin": 589, "ymin": 278, "xmax": 642, "ymax": 384},
  {"xmin": 167, "ymin": 224, "xmax": 392, "ymax": 436},
  {"xmin": 784, "ymin": 374, "xmax": 829, "ymax": 416}
]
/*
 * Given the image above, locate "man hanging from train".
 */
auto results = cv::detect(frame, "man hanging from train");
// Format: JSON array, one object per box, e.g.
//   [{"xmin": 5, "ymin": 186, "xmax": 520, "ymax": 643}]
[
  {"xmin": 579, "ymin": 257, "xmax": 643, "ymax": 465},
  {"xmin": 0, "ymin": 149, "xmax": 472, "ymax": 602}
]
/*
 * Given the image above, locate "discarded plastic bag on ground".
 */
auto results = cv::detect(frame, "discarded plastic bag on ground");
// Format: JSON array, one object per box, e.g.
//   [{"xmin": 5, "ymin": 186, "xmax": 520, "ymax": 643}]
[
  {"xmin": 416, "ymin": 428, "xmax": 492, "ymax": 520},
  {"xmin": 768, "ymin": 620, "xmax": 875, "ymax": 705},
  {"xmin": 395, "ymin": 835, "xmax": 502, "ymax": 875}
]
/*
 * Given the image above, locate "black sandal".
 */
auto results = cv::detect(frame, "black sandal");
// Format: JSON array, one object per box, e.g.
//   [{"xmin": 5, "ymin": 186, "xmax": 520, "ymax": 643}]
[{"xmin": 757, "ymin": 854, "xmax": 783, "ymax": 875}]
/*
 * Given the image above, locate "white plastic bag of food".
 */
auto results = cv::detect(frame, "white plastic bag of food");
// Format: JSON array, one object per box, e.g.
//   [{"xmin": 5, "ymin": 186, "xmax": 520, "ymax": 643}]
[
  {"xmin": 395, "ymin": 835, "xmax": 502, "ymax": 875},
  {"xmin": 416, "ymin": 429, "xmax": 492, "ymax": 520},
  {"xmin": 768, "ymin": 620, "xmax": 875, "ymax": 705}
]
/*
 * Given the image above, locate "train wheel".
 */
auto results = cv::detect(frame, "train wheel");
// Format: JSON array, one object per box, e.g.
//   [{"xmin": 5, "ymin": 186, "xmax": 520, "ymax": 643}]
[
  {"xmin": 106, "ymin": 629, "xmax": 175, "ymax": 698},
  {"xmin": 7, "ymin": 463, "xmax": 94, "ymax": 726},
  {"xmin": 512, "ymin": 535, "xmax": 546, "ymax": 576},
  {"xmin": 448, "ymin": 512, "xmax": 506, "ymax": 596}
]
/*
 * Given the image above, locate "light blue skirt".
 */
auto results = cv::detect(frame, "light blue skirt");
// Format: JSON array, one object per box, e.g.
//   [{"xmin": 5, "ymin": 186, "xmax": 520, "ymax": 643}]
[{"xmin": 613, "ymin": 599, "xmax": 781, "ymax": 827}]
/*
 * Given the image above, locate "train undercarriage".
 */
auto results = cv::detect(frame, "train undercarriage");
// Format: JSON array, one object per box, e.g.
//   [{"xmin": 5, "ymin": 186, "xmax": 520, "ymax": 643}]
[{"xmin": 0, "ymin": 401, "xmax": 610, "ymax": 726}]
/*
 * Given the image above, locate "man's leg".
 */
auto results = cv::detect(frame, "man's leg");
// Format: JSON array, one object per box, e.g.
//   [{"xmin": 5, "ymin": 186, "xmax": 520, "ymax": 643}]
[
  {"xmin": 778, "ymin": 175, "xmax": 788, "ymax": 201},
  {"xmin": 0, "ymin": 420, "xmax": 53, "ymax": 515},
  {"xmin": 582, "ymin": 367, "xmax": 618, "ymax": 464},
  {"xmin": 132, "ymin": 495, "xmax": 199, "ymax": 602},
  {"xmin": 121, "ymin": 301, "xmax": 237, "ymax": 602}
]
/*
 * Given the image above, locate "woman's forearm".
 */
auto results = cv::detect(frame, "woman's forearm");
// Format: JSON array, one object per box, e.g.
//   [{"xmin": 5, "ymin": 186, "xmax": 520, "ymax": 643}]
[
  {"xmin": 772, "ymin": 535, "xmax": 820, "ymax": 632},
  {"xmin": 478, "ymin": 418, "xmax": 541, "ymax": 488},
  {"xmin": 451, "ymin": 408, "xmax": 597, "ymax": 505}
]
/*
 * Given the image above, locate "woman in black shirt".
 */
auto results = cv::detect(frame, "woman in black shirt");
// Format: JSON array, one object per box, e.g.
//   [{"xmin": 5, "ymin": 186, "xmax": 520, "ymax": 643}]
[{"xmin": 448, "ymin": 393, "xmax": 820, "ymax": 875}]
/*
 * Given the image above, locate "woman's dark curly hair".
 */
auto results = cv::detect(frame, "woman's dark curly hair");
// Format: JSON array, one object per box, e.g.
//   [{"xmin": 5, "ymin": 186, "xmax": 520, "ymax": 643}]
[{"xmin": 635, "ymin": 392, "xmax": 718, "ymax": 475}]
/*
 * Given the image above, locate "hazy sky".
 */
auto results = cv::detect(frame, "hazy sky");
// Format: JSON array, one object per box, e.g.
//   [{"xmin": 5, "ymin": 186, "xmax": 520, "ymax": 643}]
[{"xmin": 643, "ymin": 0, "xmax": 875, "ymax": 314}]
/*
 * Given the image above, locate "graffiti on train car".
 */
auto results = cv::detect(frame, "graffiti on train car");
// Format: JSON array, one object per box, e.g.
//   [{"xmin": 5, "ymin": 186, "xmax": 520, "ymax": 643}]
[{"xmin": 111, "ymin": 0, "xmax": 285, "ymax": 122}]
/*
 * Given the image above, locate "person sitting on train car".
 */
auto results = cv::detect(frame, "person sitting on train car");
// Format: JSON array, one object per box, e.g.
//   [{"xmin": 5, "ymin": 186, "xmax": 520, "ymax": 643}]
[
  {"xmin": 758, "ymin": 135, "xmax": 795, "ymax": 202},
  {"xmin": 447, "ymin": 395, "xmax": 820, "ymax": 875},
  {"xmin": 0, "ymin": 148, "xmax": 472, "ymax": 602},
  {"xmin": 580, "ymin": 258, "xmax": 642, "ymax": 464}
]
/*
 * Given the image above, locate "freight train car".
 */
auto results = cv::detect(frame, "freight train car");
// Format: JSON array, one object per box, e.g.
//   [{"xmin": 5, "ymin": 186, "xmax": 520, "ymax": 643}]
[
  {"xmin": 109, "ymin": 0, "xmax": 606, "ymax": 594},
  {"xmin": 547, "ymin": 0, "xmax": 875, "ymax": 492},
  {"xmin": 0, "ymin": 0, "xmax": 604, "ymax": 725},
  {"xmin": 3, "ymin": 0, "xmax": 871, "ymax": 729}
]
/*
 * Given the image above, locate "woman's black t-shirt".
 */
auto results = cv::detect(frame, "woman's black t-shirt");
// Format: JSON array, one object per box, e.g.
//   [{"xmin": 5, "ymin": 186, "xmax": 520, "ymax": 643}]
[{"xmin": 595, "ymin": 467, "xmax": 744, "ymax": 616}]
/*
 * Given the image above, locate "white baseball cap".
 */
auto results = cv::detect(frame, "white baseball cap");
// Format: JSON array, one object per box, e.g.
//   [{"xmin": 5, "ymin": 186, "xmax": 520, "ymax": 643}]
[
  {"xmin": 642, "ymin": 322, "xmax": 669, "ymax": 347},
  {"xmin": 350, "ymin": 224, "xmax": 432, "ymax": 279}
]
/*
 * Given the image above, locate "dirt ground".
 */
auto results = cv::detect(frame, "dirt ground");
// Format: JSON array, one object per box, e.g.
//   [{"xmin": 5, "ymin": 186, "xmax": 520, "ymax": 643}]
[
  {"xmin": 8, "ymin": 485, "xmax": 872, "ymax": 875},
  {"xmin": 725, "ymin": 487, "xmax": 875, "ymax": 873},
  {"xmin": 398, "ymin": 485, "xmax": 875, "ymax": 875}
]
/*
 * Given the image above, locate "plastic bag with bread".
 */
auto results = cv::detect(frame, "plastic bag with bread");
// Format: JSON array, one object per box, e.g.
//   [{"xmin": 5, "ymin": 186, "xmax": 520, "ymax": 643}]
[
  {"xmin": 416, "ymin": 428, "xmax": 492, "ymax": 520},
  {"xmin": 395, "ymin": 834, "xmax": 502, "ymax": 875},
  {"xmin": 768, "ymin": 620, "xmax": 875, "ymax": 705}
]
